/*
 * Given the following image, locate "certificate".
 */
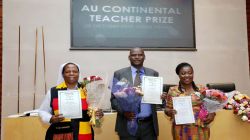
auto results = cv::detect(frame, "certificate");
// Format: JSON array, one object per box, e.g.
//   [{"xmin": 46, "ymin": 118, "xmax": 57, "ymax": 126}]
[
  {"xmin": 141, "ymin": 76, "xmax": 163, "ymax": 104},
  {"xmin": 58, "ymin": 90, "xmax": 82, "ymax": 119},
  {"xmin": 172, "ymin": 96, "xmax": 195, "ymax": 125}
]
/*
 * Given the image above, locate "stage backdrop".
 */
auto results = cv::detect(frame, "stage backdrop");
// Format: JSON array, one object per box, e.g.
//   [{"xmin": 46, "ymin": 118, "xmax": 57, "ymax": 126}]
[{"xmin": 71, "ymin": 0, "xmax": 195, "ymax": 50}]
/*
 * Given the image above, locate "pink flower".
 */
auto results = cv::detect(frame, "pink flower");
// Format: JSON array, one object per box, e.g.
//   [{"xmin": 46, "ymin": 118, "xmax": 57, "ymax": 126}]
[{"xmin": 224, "ymin": 91, "xmax": 250, "ymax": 122}]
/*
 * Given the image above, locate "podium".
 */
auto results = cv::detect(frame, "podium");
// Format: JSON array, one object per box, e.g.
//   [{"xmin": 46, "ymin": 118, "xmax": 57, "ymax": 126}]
[{"xmin": 3, "ymin": 111, "xmax": 250, "ymax": 140}]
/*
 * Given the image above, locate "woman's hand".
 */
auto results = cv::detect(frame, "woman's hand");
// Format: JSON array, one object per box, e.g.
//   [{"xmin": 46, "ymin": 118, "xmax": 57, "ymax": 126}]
[
  {"xmin": 49, "ymin": 114, "xmax": 65, "ymax": 124},
  {"xmin": 161, "ymin": 92, "xmax": 167, "ymax": 100},
  {"xmin": 95, "ymin": 109, "xmax": 104, "ymax": 119},
  {"xmin": 164, "ymin": 108, "xmax": 177, "ymax": 118},
  {"xmin": 203, "ymin": 113, "xmax": 216, "ymax": 124}
]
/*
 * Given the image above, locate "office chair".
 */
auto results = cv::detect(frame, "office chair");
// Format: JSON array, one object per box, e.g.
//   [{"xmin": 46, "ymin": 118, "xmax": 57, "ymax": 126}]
[
  {"xmin": 206, "ymin": 82, "xmax": 236, "ymax": 92},
  {"xmin": 163, "ymin": 84, "xmax": 176, "ymax": 93}
]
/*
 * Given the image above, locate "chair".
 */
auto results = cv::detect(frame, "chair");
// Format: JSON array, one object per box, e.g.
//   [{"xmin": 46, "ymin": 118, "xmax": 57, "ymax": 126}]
[
  {"xmin": 206, "ymin": 82, "xmax": 236, "ymax": 92},
  {"xmin": 158, "ymin": 84, "xmax": 176, "ymax": 110},
  {"xmin": 163, "ymin": 84, "xmax": 176, "ymax": 93}
]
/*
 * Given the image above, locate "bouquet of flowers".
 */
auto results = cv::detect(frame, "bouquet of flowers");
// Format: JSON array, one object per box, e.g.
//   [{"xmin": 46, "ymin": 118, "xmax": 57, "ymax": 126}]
[
  {"xmin": 198, "ymin": 89, "xmax": 234, "ymax": 121},
  {"xmin": 83, "ymin": 76, "xmax": 110, "ymax": 127},
  {"xmin": 112, "ymin": 78, "xmax": 143, "ymax": 136},
  {"xmin": 224, "ymin": 91, "xmax": 250, "ymax": 122}
]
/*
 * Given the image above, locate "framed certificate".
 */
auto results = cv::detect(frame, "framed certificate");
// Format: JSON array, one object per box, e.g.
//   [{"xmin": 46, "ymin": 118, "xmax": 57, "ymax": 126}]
[
  {"xmin": 58, "ymin": 90, "xmax": 82, "ymax": 119},
  {"xmin": 141, "ymin": 76, "xmax": 163, "ymax": 104}
]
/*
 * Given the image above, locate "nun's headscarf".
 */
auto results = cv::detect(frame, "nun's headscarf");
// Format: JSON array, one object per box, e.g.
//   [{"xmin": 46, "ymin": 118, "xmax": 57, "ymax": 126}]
[{"xmin": 56, "ymin": 62, "xmax": 81, "ymax": 85}]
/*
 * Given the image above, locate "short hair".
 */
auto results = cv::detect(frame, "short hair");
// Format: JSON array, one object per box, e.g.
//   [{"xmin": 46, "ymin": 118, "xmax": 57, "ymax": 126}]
[{"xmin": 175, "ymin": 62, "xmax": 193, "ymax": 75}]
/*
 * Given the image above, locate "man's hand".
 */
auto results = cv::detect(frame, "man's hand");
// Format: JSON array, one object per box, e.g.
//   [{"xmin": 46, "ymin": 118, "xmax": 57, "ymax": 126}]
[
  {"xmin": 124, "ymin": 112, "xmax": 136, "ymax": 121},
  {"xmin": 134, "ymin": 87, "xmax": 143, "ymax": 96}
]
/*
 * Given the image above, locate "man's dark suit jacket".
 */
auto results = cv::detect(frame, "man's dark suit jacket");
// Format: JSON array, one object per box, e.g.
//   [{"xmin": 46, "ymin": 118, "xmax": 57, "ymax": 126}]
[{"xmin": 110, "ymin": 67, "xmax": 159, "ymax": 137}]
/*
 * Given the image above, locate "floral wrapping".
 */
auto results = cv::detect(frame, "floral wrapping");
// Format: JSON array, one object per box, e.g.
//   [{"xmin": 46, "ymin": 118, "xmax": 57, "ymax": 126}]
[
  {"xmin": 112, "ymin": 78, "xmax": 143, "ymax": 136},
  {"xmin": 83, "ymin": 76, "xmax": 109, "ymax": 127},
  {"xmin": 198, "ymin": 89, "xmax": 234, "ymax": 121}
]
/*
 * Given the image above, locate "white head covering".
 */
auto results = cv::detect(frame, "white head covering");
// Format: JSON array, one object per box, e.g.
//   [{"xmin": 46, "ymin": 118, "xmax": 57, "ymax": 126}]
[{"xmin": 56, "ymin": 62, "xmax": 81, "ymax": 85}]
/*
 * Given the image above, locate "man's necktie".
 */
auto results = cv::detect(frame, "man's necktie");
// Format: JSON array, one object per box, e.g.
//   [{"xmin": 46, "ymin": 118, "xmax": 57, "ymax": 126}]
[{"xmin": 134, "ymin": 70, "xmax": 141, "ymax": 86}]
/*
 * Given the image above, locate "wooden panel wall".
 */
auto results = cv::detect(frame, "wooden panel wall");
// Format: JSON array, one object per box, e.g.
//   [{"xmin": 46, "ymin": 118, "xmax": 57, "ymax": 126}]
[
  {"xmin": 0, "ymin": 0, "xmax": 3, "ymax": 137},
  {"xmin": 247, "ymin": 1, "xmax": 250, "ymax": 74}
]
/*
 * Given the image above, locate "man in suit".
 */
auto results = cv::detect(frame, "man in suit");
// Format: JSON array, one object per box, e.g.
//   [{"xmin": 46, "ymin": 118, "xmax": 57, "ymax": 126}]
[{"xmin": 111, "ymin": 47, "xmax": 159, "ymax": 140}]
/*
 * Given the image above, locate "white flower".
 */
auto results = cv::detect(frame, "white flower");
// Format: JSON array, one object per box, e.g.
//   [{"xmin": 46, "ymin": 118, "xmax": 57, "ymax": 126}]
[
  {"xmin": 227, "ymin": 105, "xmax": 233, "ymax": 109},
  {"xmin": 238, "ymin": 110, "xmax": 243, "ymax": 115},
  {"xmin": 246, "ymin": 108, "xmax": 250, "ymax": 112},
  {"xmin": 241, "ymin": 115, "xmax": 248, "ymax": 121},
  {"xmin": 240, "ymin": 106, "xmax": 245, "ymax": 110},
  {"xmin": 116, "ymin": 81, "xmax": 127, "ymax": 86},
  {"xmin": 228, "ymin": 99, "xmax": 235, "ymax": 104},
  {"xmin": 194, "ymin": 92, "xmax": 201, "ymax": 97},
  {"xmin": 243, "ymin": 101, "xmax": 248, "ymax": 106}
]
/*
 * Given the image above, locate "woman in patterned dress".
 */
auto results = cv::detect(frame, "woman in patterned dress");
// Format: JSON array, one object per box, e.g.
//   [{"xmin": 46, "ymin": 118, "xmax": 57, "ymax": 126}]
[{"xmin": 164, "ymin": 62, "xmax": 216, "ymax": 140}]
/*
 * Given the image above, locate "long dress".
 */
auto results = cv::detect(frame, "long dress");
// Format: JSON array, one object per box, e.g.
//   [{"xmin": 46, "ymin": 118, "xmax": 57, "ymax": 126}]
[{"xmin": 166, "ymin": 85, "xmax": 210, "ymax": 140}]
